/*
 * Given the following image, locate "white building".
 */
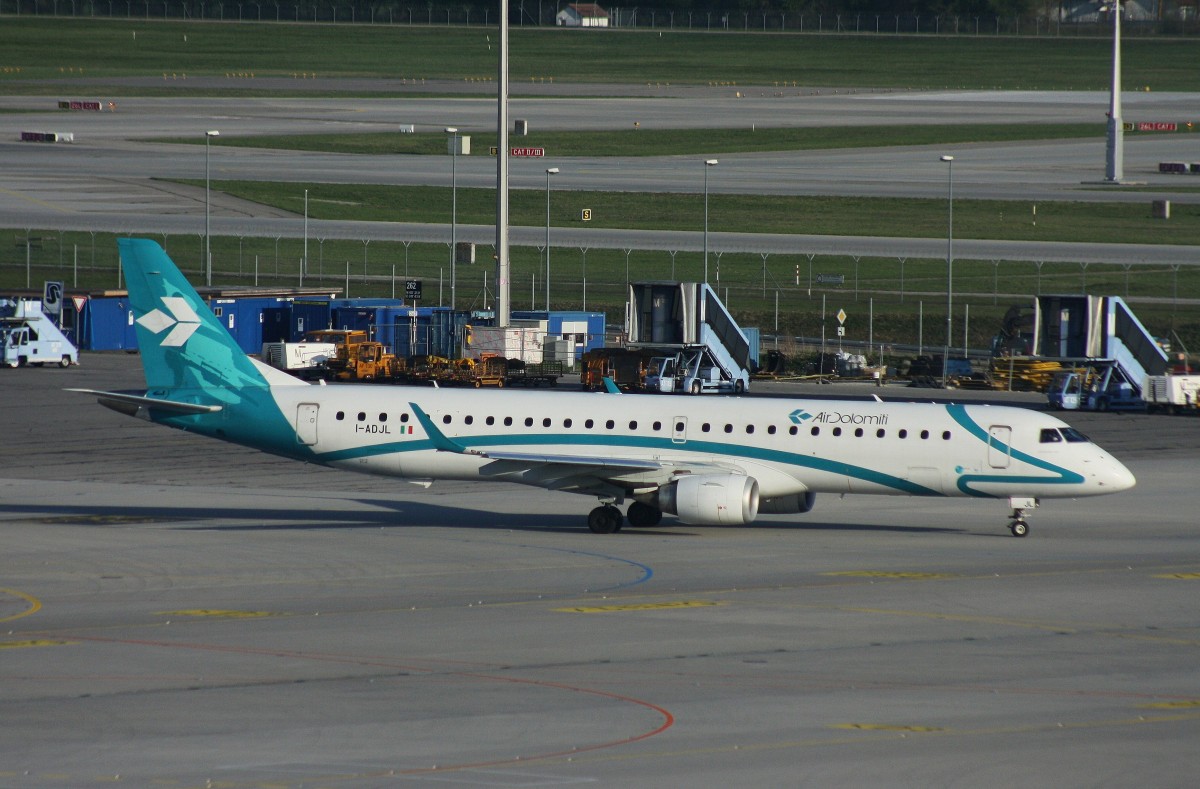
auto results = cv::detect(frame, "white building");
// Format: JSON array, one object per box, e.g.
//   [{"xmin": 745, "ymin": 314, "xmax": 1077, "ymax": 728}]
[{"xmin": 556, "ymin": 3, "xmax": 610, "ymax": 27}]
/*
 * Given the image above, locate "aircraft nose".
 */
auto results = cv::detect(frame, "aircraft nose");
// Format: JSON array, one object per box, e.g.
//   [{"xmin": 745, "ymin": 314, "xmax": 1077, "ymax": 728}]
[{"xmin": 1099, "ymin": 456, "xmax": 1137, "ymax": 493}]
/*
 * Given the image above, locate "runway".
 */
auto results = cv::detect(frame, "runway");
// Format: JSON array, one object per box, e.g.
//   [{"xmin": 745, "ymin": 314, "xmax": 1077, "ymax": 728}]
[{"xmin": 2, "ymin": 354, "xmax": 1198, "ymax": 786}]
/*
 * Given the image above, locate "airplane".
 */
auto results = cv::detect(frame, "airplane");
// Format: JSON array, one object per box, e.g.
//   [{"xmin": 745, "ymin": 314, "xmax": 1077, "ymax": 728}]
[{"xmin": 74, "ymin": 239, "xmax": 1136, "ymax": 537}]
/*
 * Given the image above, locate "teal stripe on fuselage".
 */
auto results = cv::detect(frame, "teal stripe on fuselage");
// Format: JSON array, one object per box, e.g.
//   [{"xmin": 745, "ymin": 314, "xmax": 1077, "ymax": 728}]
[{"xmin": 311, "ymin": 429, "xmax": 940, "ymax": 496}]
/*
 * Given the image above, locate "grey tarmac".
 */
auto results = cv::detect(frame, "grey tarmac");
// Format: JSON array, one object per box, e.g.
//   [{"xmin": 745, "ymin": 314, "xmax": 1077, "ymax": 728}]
[{"xmin": 1, "ymin": 354, "xmax": 1198, "ymax": 787}]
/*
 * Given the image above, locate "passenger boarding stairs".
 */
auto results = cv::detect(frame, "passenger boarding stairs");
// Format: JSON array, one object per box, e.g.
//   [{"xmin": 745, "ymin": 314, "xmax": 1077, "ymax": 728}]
[
  {"xmin": 1035, "ymin": 295, "xmax": 1168, "ymax": 394},
  {"xmin": 626, "ymin": 282, "xmax": 753, "ymax": 390}
]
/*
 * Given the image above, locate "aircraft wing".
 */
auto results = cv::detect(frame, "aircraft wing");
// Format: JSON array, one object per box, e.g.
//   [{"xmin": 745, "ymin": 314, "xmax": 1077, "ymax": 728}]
[{"xmin": 408, "ymin": 402, "xmax": 733, "ymax": 494}]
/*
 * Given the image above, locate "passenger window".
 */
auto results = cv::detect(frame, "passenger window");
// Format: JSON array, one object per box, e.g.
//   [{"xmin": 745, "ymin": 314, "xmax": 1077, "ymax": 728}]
[
  {"xmin": 357, "ymin": 412, "xmax": 366, "ymax": 422},
  {"xmin": 898, "ymin": 429, "xmax": 907, "ymax": 438},
  {"xmin": 336, "ymin": 411, "xmax": 345, "ymax": 420},
  {"xmin": 724, "ymin": 424, "xmax": 733, "ymax": 434},
  {"xmin": 524, "ymin": 417, "xmax": 533, "ymax": 427},
  {"xmin": 585, "ymin": 419, "xmax": 594, "ymax": 429},
  {"xmin": 605, "ymin": 420, "xmax": 615, "ymax": 430},
  {"xmin": 832, "ymin": 427, "xmax": 842, "ymax": 437},
  {"xmin": 564, "ymin": 418, "xmax": 573, "ymax": 428},
  {"xmin": 810, "ymin": 426, "xmax": 819, "ymax": 436},
  {"xmin": 543, "ymin": 418, "xmax": 552, "ymax": 428},
  {"xmin": 701, "ymin": 423, "xmax": 711, "ymax": 432},
  {"xmin": 767, "ymin": 425, "xmax": 777, "ymax": 435},
  {"xmin": 746, "ymin": 425, "xmax": 755, "ymax": 434},
  {"xmin": 654, "ymin": 421, "xmax": 663, "ymax": 431},
  {"xmin": 442, "ymin": 415, "xmax": 452, "ymax": 425},
  {"xmin": 379, "ymin": 413, "xmax": 388, "ymax": 422},
  {"xmin": 629, "ymin": 420, "xmax": 638, "ymax": 430},
  {"xmin": 401, "ymin": 413, "xmax": 409, "ymax": 423},
  {"xmin": 486, "ymin": 416, "xmax": 495, "ymax": 426},
  {"xmin": 854, "ymin": 428, "xmax": 864, "ymax": 437},
  {"xmin": 876, "ymin": 429, "xmax": 886, "ymax": 438},
  {"xmin": 920, "ymin": 430, "xmax": 930, "ymax": 440},
  {"xmin": 788, "ymin": 426, "xmax": 797, "ymax": 436},
  {"xmin": 942, "ymin": 431, "xmax": 951, "ymax": 440},
  {"xmin": 1040, "ymin": 428, "xmax": 1063, "ymax": 443},
  {"xmin": 464, "ymin": 415, "xmax": 473, "ymax": 425},
  {"xmin": 503, "ymin": 416, "xmax": 513, "ymax": 427}
]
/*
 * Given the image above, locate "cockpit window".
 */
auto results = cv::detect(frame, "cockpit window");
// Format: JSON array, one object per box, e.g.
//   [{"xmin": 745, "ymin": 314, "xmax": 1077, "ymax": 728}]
[
  {"xmin": 1040, "ymin": 428, "xmax": 1063, "ymax": 443},
  {"xmin": 1060, "ymin": 427, "xmax": 1090, "ymax": 443}
]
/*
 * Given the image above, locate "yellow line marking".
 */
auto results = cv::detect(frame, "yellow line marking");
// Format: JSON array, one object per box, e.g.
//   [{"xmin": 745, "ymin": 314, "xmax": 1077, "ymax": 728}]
[
  {"xmin": 824, "ymin": 571, "xmax": 957, "ymax": 580},
  {"xmin": 554, "ymin": 601, "xmax": 726, "ymax": 613},
  {"xmin": 154, "ymin": 609, "xmax": 274, "ymax": 619},
  {"xmin": 834, "ymin": 723, "xmax": 946, "ymax": 732},
  {"xmin": 0, "ymin": 185, "xmax": 69, "ymax": 212},
  {"xmin": 0, "ymin": 639, "xmax": 76, "ymax": 649},
  {"xmin": 1141, "ymin": 700, "xmax": 1200, "ymax": 709},
  {"xmin": 1153, "ymin": 572, "xmax": 1200, "ymax": 579},
  {"xmin": 0, "ymin": 587, "xmax": 42, "ymax": 623}
]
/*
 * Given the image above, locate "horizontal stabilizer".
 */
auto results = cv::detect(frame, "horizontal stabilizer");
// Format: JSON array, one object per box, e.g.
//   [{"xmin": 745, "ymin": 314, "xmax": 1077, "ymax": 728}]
[{"xmin": 68, "ymin": 388, "xmax": 223, "ymax": 416}]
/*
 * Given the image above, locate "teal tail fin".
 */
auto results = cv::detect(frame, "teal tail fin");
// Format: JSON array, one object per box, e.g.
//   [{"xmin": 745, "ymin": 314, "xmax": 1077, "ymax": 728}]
[{"xmin": 120, "ymin": 238, "xmax": 274, "ymax": 392}]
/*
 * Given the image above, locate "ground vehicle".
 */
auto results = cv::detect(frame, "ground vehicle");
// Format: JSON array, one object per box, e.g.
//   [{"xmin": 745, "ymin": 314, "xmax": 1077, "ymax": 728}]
[
  {"xmin": 339, "ymin": 340, "xmax": 403, "ymax": 381},
  {"xmin": 644, "ymin": 350, "xmax": 746, "ymax": 395},
  {"xmin": 581, "ymin": 349, "xmax": 651, "ymax": 391},
  {"xmin": 1144, "ymin": 373, "xmax": 1200, "ymax": 413},
  {"xmin": 260, "ymin": 341, "xmax": 338, "ymax": 380},
  {"xmin": 1047, "ymin": 366, "xmax": 1144, "ymax": 412},
  {"xmin": 0, "ymin": 299, "xmax": 78, "ymax": 368}
]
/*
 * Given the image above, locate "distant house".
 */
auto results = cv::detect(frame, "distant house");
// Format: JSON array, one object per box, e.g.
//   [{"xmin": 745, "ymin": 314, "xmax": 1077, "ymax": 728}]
[{"xmin": 556, "ymin": 3, "xmax": 610, "ymax": 27}]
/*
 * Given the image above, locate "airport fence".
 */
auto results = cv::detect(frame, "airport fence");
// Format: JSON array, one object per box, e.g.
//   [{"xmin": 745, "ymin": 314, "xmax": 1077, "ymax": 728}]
[
  {"xmin": 1, "ymin": 2, "xmax": 1197, "ymax": 38},
  {"xmin": 3, "ymin": 228, "xmax": 1198, "ymax": 353}
]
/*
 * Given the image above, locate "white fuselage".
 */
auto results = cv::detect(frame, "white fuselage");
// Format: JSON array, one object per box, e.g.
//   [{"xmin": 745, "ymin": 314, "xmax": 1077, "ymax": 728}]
[{"xmin": 259, "ymin": 384, "xmax": 1134, "ymax": 502}]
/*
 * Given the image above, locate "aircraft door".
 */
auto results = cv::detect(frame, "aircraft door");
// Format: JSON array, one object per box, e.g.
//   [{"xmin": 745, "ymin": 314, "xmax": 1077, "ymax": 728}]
[
  {"xmin": 296, "ymin": 403, "xmax": 319, "ymax": 445},
  {"xmin": 987, "ymin": 425, "xmax": 1012, "ymax": 469},
  {"xmin": 672, "ymin": 416, "xmax": 688, "ymax": 444}
]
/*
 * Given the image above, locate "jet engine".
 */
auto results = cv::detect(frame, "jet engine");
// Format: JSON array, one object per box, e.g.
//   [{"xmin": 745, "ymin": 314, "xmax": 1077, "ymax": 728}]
[
  {"xmin": 759, "ymin": 491, "xmax": 817, "ymax": 514},
  {"xmin": 652, "ymin": 473, "xmax": 759, "ymax": 526}
]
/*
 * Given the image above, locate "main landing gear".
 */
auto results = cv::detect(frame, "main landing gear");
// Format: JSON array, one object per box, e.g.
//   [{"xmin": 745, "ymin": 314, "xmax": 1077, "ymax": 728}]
[
  {"xmin": 1008, "ymin": 496, "xmax": 1039, "ymax": 538},
  {"xmin": 587, "ymin": 502, "xmax": 665, "ymax": 533},
  {"xmin": 587, "ymin": 505, "xmax": 623, "ymax": 534}
]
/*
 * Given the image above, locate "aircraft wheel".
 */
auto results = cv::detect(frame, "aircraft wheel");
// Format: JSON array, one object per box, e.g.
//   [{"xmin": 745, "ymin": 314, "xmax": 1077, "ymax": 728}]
[
  {"xmin": 627, "ymin": 501, "xmax": 662, "ymax": 528},
  {"xmin": 1010, "ymin": 520, "xmax": 1029, "ymax": 538},
  {"xmin": 587, "ymin": 505, "xmax": 622, "ymax": 534}
]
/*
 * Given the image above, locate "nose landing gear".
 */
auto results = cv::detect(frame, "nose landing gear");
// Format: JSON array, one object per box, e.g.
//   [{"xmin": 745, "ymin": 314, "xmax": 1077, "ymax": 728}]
[{"xmin": 1008, "ymin": 496, "xmax": 1039, "ymax": 538}]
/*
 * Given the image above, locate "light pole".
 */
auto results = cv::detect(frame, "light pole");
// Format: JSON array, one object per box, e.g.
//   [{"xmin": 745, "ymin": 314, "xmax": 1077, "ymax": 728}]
[
  {"xmin": 940, "ymin": 155, "xmax": 954, "ymax": 388},
  {"xmin": 1103, "ymin": 1, "xmax": 1124, "ymax": 183},
  {"xmin": 446, "ymin": 127, "xmax": 459, "ymax": 309},
  {"xmin": 544, "ymin": 167, "xmax": 559, "ymax": 311},
  {"xmin": 204, "ymin": 129, "xmax": 220, "ymax": 286},
  {"xmin": 703, "ymin": 159, "xmax": 718, "ymax": 283}
]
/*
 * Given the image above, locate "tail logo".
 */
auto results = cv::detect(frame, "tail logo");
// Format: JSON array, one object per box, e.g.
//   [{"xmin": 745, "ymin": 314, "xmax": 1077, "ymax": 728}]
[{"xmin": 136, "ymin": 296, "xmax": 202, "ymax": 347}]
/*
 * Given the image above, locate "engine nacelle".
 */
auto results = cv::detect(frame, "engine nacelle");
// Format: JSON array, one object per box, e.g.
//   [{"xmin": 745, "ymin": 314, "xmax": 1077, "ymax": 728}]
[
  {"xmin": 654, "ymin": 473, "xmax": 759, "ymax": 526},
  {"xmin": 759, "ymin": 491, "xmax": 817, "ymax": 515}
]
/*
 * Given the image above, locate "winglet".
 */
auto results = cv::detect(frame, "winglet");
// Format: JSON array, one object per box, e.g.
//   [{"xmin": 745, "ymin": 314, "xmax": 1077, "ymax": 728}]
[
  {"xmin": 409, "ymin": 402, "xmax": 468, "ymax": 453},
  {"xmin": 602, "ymin": 376, "xmax": 621, "ymax": 394}
]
